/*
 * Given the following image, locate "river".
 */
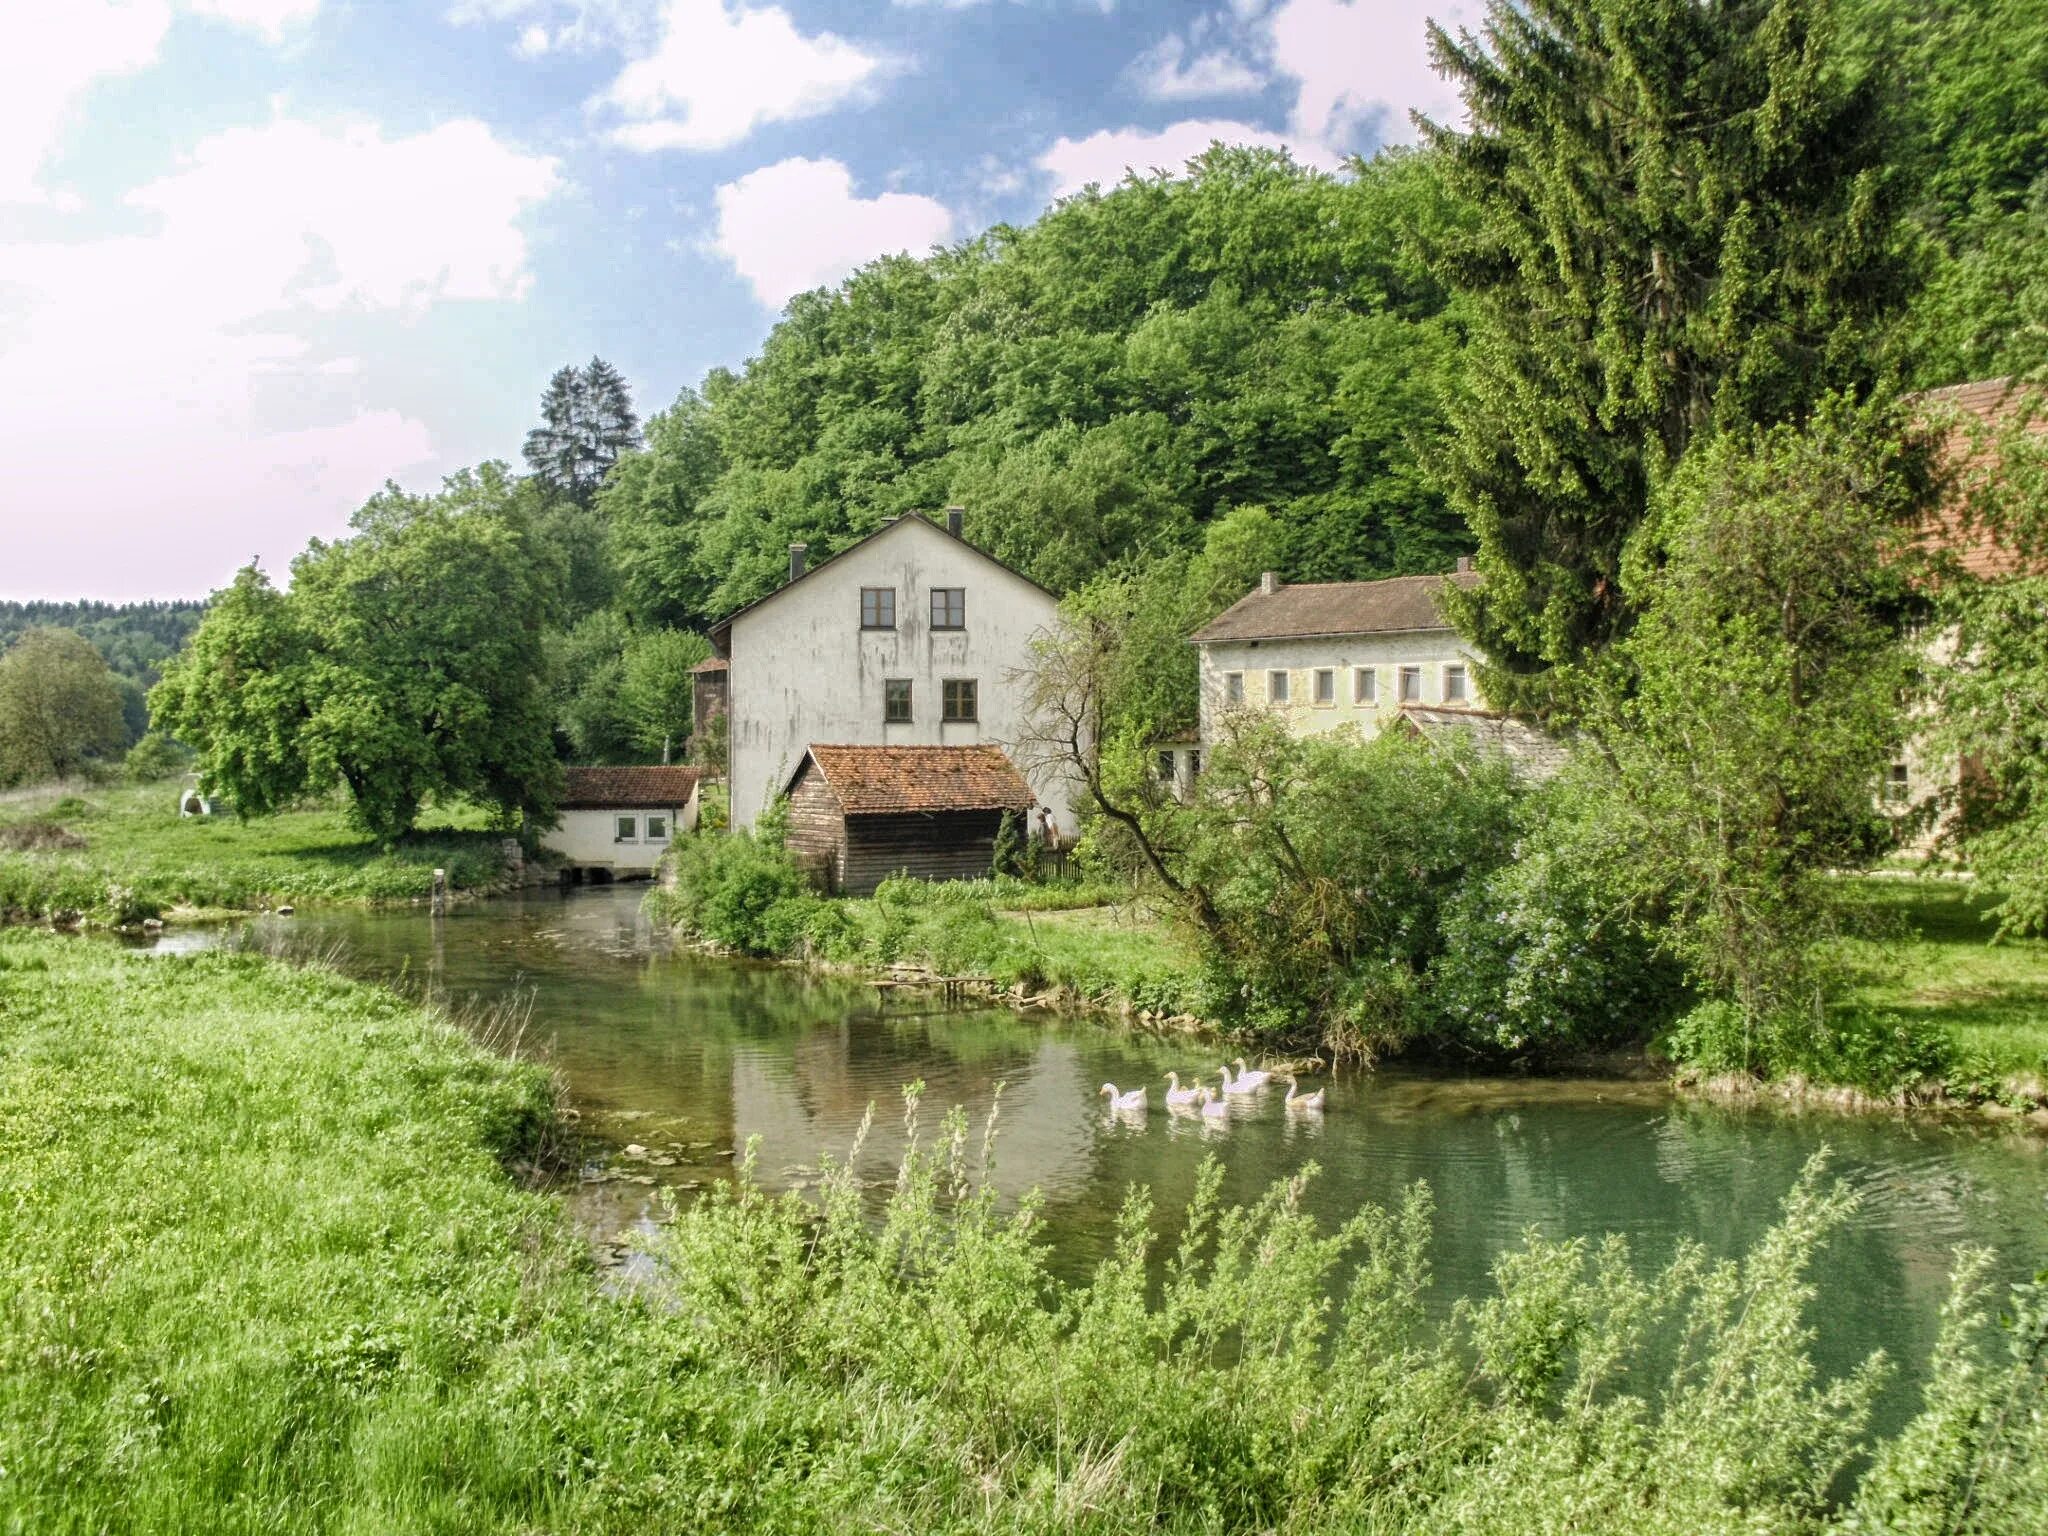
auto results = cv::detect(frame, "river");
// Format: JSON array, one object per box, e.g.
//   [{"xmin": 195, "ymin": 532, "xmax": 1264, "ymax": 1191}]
[{"xmin": 142, "ymin": 883, "xmax": 2047, "ymax": 1427}]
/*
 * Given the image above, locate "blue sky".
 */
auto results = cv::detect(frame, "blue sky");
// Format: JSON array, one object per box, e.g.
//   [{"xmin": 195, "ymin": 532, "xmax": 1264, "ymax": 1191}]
[{"xmin": 1, "ymin": 0, "xmax": 1475, "ymax": 601}]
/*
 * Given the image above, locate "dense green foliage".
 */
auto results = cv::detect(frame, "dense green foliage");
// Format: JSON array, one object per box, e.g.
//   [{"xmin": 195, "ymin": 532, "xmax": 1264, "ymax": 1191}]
[
  {"xmin": 1590, "ymin": 403, "xmax": 1927, "ymax": 1054},
  {"xmin": 0, "ymin": 599, "xmax": 203, "ymax": 693},
  {"xmin": 1421, "ymin": 0, "xmax": 1913, "ymax": 712},
  {"xmin": 4, "ymin": 932, "xmax": 2043, "ymax": 1532},
  {"xmin": 0, "ymin": 782, "xmax": 508, "ymax": 923},
  {"xmin": 0, "ymin": 628, "xmax": 128, "ymax": 785},
  {"xmin": 152, "ymin": 467, "xmax": 564, "ymax": 843}
]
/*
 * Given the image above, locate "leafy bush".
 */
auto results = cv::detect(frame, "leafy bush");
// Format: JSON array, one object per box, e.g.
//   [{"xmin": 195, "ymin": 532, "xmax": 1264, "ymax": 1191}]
[
  {"xmin": 1430, "ymin": 765, "xmax": 1688, "ymax": 1053},
  {"xmin": 654, "ymin": 801, "xmax": 807, "ymax": 955}
]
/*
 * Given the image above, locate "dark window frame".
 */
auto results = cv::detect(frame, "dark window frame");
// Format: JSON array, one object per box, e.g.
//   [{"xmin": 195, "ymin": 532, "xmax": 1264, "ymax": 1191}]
[
  {"xmin": 860, "ymin": 587, "xmax": 897, "ymax": 630},
  {"xmin": 930, "ymin": 587, "xmax": 966, "ymax": 630},
  {"xmin": 941, "ymin": 677, "xmax": 978, "ymax": 723},
  {"xmin": 883, "ymin": 677, "xmax": 913, "ymax": 724}
]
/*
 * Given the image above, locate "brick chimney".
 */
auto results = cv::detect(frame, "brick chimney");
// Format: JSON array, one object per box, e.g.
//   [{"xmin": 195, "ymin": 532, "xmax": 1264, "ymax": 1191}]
[
  {"xmin": 1259, "ymin": 570, "xmax": 1279, "ymax": 596},
  {"xmin": 944, "ymin": 505, "xmax": 965, "ymax": 537},
  {"xmin": 1455, "ymin": 555, "xmax": 1473, "ymax": 573},
  {"xmin": 789, "ymin": 542, "xmax": 807, "ymax": 582}
]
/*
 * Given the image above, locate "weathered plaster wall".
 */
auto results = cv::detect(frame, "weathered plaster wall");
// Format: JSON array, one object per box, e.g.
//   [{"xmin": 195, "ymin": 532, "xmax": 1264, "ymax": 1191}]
[
  {"xmin": 727, "ymin": 519, "xmax": 1075, "ymax": 831},
  {"xmin": 541, "ymin": 804, "xmax": 692, "ymax": 873},
  {"xmin": 1195, "ymin": 631, "xmax": 1484, "ymax": 746}
]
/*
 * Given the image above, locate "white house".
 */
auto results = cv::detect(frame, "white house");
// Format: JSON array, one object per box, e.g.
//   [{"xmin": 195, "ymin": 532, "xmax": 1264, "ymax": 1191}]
[
  {"xmin": 542, "ymin": 765, "xmax": 700, "ymax": 878},
  {"xmin": 711, "ymin": 510, "xmax": 1075, "ymax": 835},
  {"xmin": 1191, "ymin": 565, "xmax": 1487, "ymax": 746}
]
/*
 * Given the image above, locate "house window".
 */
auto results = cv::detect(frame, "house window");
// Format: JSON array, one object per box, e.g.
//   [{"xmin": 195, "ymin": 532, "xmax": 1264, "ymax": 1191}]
[
  {"xmin": 1224, "ymin": 671, "xmax": 1244, "ymax": 704},
  {"xmin": 1885, "ymin": 763, "xmax": 1911, "ymax": 804},
  {"xmin": 930, "ymin": 587, "xmax": 966, "ymax": 630},
  {"xmin": 1268, "ymin": 669, "xmax": 1290, "ymax": 704},
  {"xmin": 860, "ymin": 587, "xmax": 896, "ymax": 629},
  {"xmin": 1188, "ymin": 750, "xmax": 1201, "ymax": 778},
  {"xmin": 942, "ymin": 678, "xmax": 978, "ymax": 722},
  {"xmin": 1398, "ymin": 666, "xmax": 1422, "ymax": 703},
  {"xmin": 1443, "ymin": 663, "xmax": 1469, "ymax": 704},
  {"xmin": 614, "ymin": 815, "xmax": 638, "ymax": 843},
  {"xmin": 1354, "ymin": 667, "xmax": 1377, "ymax": 704},
  {"xmin": 645, "ymin": 815, "xmax": 669, "ymax": 842},
  {"xmin": 1313, "ymin": 668, "xmax": 1335, "ymax": 705},
  {"xmin": 884, "ymin": 678, "xmax": 913, "ymax": 723},
  {"xmin": 1157, "ymin": 750, "xmax": 1177, "ymax": 782}
]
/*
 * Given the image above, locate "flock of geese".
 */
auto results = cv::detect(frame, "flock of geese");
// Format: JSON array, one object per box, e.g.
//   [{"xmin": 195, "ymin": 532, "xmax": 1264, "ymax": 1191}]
[{"xmin": 1098, "ymin": 1058, "xmax": 1325, "ymax": 1121}]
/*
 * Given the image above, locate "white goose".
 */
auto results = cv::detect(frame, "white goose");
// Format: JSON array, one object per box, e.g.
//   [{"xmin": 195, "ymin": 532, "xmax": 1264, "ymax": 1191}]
[
  {"xmin": 1099, "ymin": 1083, "xmax": 1148, "ymax": 1112},
  {"xmin": 1197, "ymin": 1086, "xmax": 1231, "ymax": 1120},
  {"xmin": 1163, "ymin": 1071, "xmax": 1202, "ymax": 1108},
  {"xmin": 1283, "ymin": 1075, "xmax": 1326, "ymax": 1113},
  {"xmin": 1231, "ymin": 1057, "xmax": 1273, "ymax": 1092},
  {"xmin": 1218, "ymin": 1061, "xmax": 1261, "ymax": 1096}
]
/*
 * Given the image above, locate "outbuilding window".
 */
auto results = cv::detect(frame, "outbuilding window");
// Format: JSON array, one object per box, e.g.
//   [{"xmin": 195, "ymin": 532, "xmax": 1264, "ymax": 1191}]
[
  {"xmin": 645, "ymin": 815, "xmax": 670, "ymax": 842},
  {"xmin": 614, "ymin": 815, "xmax": 638, "ymax": 843},
  {"xmin": 1885, "ymin": 763, "xmax": 1911, "ymax": 804},
  {"xmin": 942, "ymin": 678, "xmax": 978, "ymax": 722},
  {"xmin": 1313, "ymin": 668, "xmax": 1335, "ymax": 704},
  {"xmin": 1354, "ymin": 667, "xmax": 1376, "ymax": 704},
  {"xmin": 1398, "ymin": 666, "xmax": 1422, "ymax": 703},
  {"xmin": 1443, "ymin": 664, "xmax": 1469, "ymax": 704},
  {"xmin": 1268, "ymin": 669, "xmax": 1290, "ymax": 704},
  {"xmin": 860, "ymin": 587, "xmax": 896, "ymax": 629},
  {"xmin": 884, "ymin": 678, "xmax": 913, "ymax": 723},
  {"xmin": 931, "ymin": 588, "xmax": 966, "ymax": 630}
]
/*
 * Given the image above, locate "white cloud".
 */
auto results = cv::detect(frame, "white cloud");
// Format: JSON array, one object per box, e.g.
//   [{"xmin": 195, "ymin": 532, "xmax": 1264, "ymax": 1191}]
[
  {"xmin": 1266, "ymin": 0, "xmax": 1476, "ymax": 146},
  {"xmin": 0, "ymin": 0, "xmax": 326, "ymax": 207},
  {"xmin": 0, "ymin": 115, "xmax": 561, "ymax": 597},
  {"xmin": 598, "ymin": 0, "xmax": 888, "ymax": 153},
  {"xmin": 711, "ymin": 156, "xmax": 953, "ymax": 306},
  {"xmin": 1127, "ymin": 33, "xmax": 1266, "ymax": 102},
  {"xmin": 514, "ymin": 21, "xmax": 552, "ymax": 55},
  {"xmin": 1036, "ymin": 117, "xmax": 1340, "ymax": 199},
  {"xmin": 0, "ymin": 2, "xmax": 174, "ymax": 205},
  {"xmin": 183, "ymin": 0, "xmax": 320, "ymax": 42}
]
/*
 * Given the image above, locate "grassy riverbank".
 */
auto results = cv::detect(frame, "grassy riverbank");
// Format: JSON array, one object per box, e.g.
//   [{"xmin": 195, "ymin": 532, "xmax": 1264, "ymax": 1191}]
[
  {"xmin": 2, "ymin": 929, "xmax": 2044, "ymax": 1532},
  {"xmin": 1835, "ymin": 877, "xmax": 2048, "ymax": 1099},
  {"xmin": 0, "ymin": 780, "xmax": 511, "ymax": 924}
]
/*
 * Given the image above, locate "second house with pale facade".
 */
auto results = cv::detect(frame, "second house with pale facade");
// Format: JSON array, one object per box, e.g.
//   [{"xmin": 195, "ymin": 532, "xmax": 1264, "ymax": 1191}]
[{"xmin": 1191, "ymin": 565, "xmax": 1485, "ymax": 745}]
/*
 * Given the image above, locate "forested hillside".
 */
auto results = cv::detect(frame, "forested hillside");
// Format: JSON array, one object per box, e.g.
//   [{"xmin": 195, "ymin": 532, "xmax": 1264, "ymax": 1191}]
[
  {"xmin": 599, "ymin": 147, "xmax": 1472, "ymax": 630},
  {"xmin": 0, "ymin": 601, "xmax": 204, "ymax": 688}
]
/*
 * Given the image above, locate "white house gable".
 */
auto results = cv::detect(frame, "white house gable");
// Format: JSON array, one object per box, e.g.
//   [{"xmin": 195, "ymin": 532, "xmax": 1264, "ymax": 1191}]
[{"xmin": 720, "ymin": 513, "xmax": 1072, "ymax": 832}]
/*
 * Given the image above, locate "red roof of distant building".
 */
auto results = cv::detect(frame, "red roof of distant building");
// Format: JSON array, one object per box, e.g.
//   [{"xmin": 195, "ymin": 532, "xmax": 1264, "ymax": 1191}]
[
  {"xmin": 1913, "ymin": 377, "xmax": 2046, "ymax": 580},
  {"xmin": 560, "ymin": 765, "xmax": 700, "ymax": 810},
  {"xmin": 789, "ymin": 744, "xmax": 1035, "ymax": 816},
  {"xmin": 691, "ymin": 656, "xmax": 728, "ymax": 674}
]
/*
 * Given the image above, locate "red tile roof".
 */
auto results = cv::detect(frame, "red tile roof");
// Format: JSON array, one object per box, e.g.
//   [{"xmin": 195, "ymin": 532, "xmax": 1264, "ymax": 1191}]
[
  {"xmin": 1189, "ymin": 569, "xmax": 1481, "ymax": 645},
  {"xmin": 690, "ymin": 656, "xmax": 729, "ymax": 673},
  {"xmin": 793, "ymin": 744, "xmax": 1035, "ymax": 816},
  {"xmin": 1913, "ymin": 378, "xmax": 2046, "ymax": 580},
  {"xmin": 560, "ymin": 765, "xmax": 700, "ymax": 810}
]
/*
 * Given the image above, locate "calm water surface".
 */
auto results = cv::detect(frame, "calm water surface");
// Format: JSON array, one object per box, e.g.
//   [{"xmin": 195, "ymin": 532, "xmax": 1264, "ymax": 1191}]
[{"xmin": 165, "ymin": 884, "xmax": 2048, "ymax": 1423}]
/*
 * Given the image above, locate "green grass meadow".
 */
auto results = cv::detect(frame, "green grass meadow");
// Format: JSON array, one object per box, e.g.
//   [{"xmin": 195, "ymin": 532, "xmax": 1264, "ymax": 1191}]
[{"xmin": 0, "ymin": 781, "xmax": 511, "ymax": 923}]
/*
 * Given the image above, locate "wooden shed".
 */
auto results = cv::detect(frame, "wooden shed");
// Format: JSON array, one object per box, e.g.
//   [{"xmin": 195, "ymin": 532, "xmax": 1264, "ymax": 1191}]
[{"xmin": 782, "ymin": 744, "xmax": 1036, "ymax": 896}]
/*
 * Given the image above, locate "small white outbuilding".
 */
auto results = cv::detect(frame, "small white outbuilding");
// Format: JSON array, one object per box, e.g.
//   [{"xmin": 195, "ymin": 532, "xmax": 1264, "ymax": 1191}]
[{"xmin": 542, "ymin": 765, "xmax": 701, "ymax": 879}]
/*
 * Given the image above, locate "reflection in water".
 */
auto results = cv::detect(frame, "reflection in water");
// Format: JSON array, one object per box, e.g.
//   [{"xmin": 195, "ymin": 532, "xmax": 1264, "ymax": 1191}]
[{"xmin": 164, "ymin": 884, "xmax": 2048, "ymax": 1429}]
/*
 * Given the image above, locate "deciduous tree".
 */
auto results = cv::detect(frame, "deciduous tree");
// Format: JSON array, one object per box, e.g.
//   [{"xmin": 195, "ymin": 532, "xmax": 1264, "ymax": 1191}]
[{"xmin": 0, "ymin": 627, "xmax": 128, "ymax": 784}]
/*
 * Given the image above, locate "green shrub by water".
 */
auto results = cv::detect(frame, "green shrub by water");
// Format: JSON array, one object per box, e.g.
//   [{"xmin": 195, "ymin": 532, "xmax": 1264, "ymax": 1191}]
[{"xmin": 2, "ymin": 931, "xmax": 2043, "ymax": 1532}]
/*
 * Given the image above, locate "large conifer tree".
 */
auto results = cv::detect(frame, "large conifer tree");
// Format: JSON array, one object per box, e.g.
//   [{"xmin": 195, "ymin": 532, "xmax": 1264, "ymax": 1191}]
[
  {"xmin": 1419, "ymin": 0, "xmax": 1911, "ymax": 714},
  {"xmin": 522, "ymin": 358, "xmax": 642, "ymax": 506}
]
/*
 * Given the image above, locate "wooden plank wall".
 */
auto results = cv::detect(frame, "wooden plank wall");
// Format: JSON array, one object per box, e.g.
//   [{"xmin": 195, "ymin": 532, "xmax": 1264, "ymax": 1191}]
[
  {"xmin": 842, "ymin": 810, "xmax": 1005, "ymax": 896},
  {"xmin": 784, "ymin": 764, "xmax": 846, "ymax": 893}
]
